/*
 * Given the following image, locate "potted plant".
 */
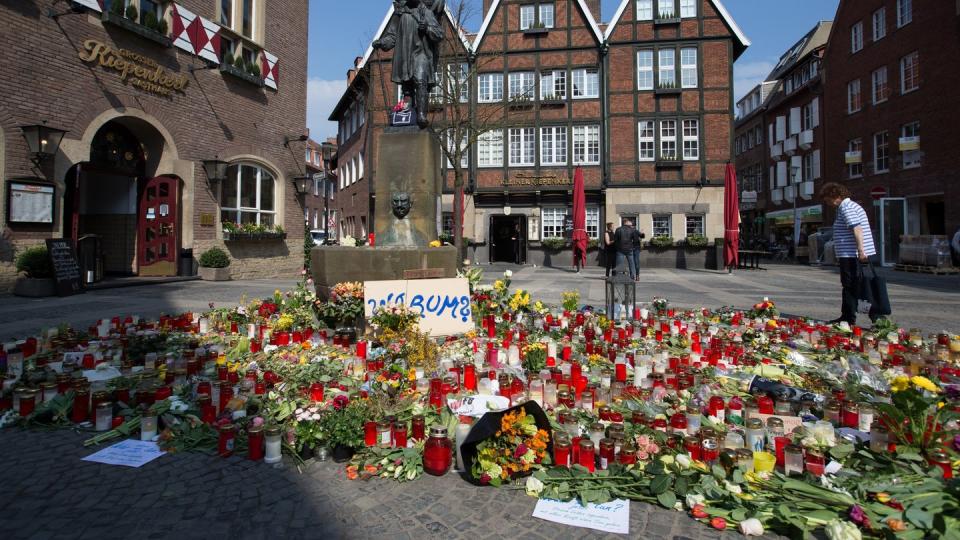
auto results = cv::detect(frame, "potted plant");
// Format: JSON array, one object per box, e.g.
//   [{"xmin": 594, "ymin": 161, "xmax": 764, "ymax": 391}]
[
  {"xmin": 13, "ymin": 246, "xmax": 55, "ymax": 297},
  {"xmin": 319, "ymin": 397, "xmax": 369, "ymax": 462},
  {"xmin": 684, "ymin": 234, "xmax": 709, "ymax": 250},
  {"xmin": 198, "ymin": 247, "xmax": 231, "ymax": 281},
  {"xmin": 541, "ymin": 237, "xmax": 567, "ymax": 252},
  {"xmin": 649, "ymin": 235, "xmax": 675, "ymax": 250}
]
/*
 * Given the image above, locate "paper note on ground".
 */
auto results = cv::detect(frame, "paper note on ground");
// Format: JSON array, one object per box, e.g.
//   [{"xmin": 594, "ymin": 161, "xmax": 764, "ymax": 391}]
[
  {"xmin": 82, "ymin": 440, "xmax": 166, "ymax": 468},
  {"xmin": 533, "ymin": 498, "xmax": 630, "ymax": 534}
]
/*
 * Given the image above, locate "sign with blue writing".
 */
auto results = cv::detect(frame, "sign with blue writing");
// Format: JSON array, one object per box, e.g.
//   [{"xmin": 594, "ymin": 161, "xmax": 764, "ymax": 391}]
[{"xmin": 364, "ymin": 278, "xmax": 473, "ymax": 336}]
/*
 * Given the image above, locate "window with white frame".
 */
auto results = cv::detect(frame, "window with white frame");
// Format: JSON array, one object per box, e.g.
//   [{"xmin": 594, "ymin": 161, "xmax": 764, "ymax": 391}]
[
  {"xmin": 219, "ymin": 0, "xmax": 261, "ymax": 41},
  {"xmin": 509, "ymin": 72, "xmax": 536, "ymax": 100},
  {"xmin": 874, "ymin": 131, "xmax": 890, "ymax": 173},
  {"xmin": 755, "ymin": 125, "xmax": 763, "ymax": 145},
  {"xmin": 445, "ymin": 129, "xmax": 469, "ymax": 168},
  {"xmin": 685, "ymin": 215, "xmax": 704, "ymax": 237},
  {"xmin": 572, "ymin": 68, "xmax": 599, "ymax": 98},
  {"xmin": 446, "ymin": 63, "xmax": 470, "ymax": 103},
  {"xmin": 682, "ymin": 119, "xmax": 699, "ymax": 160},
  {"xmin": 901, "ymin": 121, "xmax": 921, "ymax": 169},
  {"xmin": 872, "ymin": 67, "xmax": 889, "ymax": 104},
  {"xmin": 540, "ymin": 70, "xmax": 566, "ymax": 100},
  {"xmin": 520, "ymin": 3, "xmax": 555, "ymax": 30},
  {"xmin": 638, "ymin": 120, "xmax": 655, "ymax": 161},
  {"xmin": 477, "ymin": 130, "xmax": 504, "ymax": 167},
  {"xmin": 586, "ymin": 207, "xmax": 600, "ymax": 239},
  {"xmin": 680, "ymin": 47, "xmax": 698, "ymax": 88},
  {"xmin": 636, "ymin": 0, "xmax": 653, "ymax": 21},
  {"xmin": 541, "ymin": 207, "xmax": 566, "ymax": 238},
  {"xmin": 848, "ymin": 139, "xmax": 863, "ymax": 178},
  {"xmin": 220, "ymin": 163, "xmax": 276, "ymax": 226},
  {"xmin": 509, "ymin": 128, "xmax": 536, "ymax": 166},
  {"xmin": 658, "ymin": 49, "xmax": 676, "ymax": 88},
  {"xmin": 660, "ymin": 120, "xmax": 677, "ymax": 159},
  {"xmin": 896, "ymin": 0, "xmax": 911, "ymax": 28},
  {"xmin": 802, "ymin": 102, "xmax": 813, "ymax": 131},
  {"xmin": 847, "ymin": 79, "xmax": 862, "ymax": 113},
  {"xmin": 637, "ymin": 50, "xmax": 654, "ymax": 90},
  {"xmin": 679, "ymin": 0, "xmax": 696, "ymax": 18},
  {"xmin": 358, "ymin": 154, "xmax": 364, "ymax": 179},
  {"xmin": 851, "ymin": 21, "xmax": 863, "ymax": 53},
  {"xmin": 572, "ymin": 125, "xmax": 600, "ymax": 164},
  {"xmin": 540, "ymin": 126, "xmax": 567, "ymax": 165},
  {"xmin": 873, "ymin": 8, "xmax": 886, "ymax": 41},
  {"xmin": 802, "ymin": 153, "xmax": 813, "ymax": 181},
  {"xmin": 539, "ymin": 3, "xmax": 555, "ymax": 28},
  {"xmin": 478, "ymin": 73, "xmax": 504, "ymax": 102},
  {"xmin": 652, "ymin": 214, "xmax": 671, "ymax": 237},
  {"xmin": 900, "ymin": 51, "xmax": 919, "ymax": 94},
  {"xmin": 658, "ymin": 0, "xmax": 675, "ymax": 18},
  {"xmin": 519, "ymin": 4, "xmax": 535, "ymax": 30}
]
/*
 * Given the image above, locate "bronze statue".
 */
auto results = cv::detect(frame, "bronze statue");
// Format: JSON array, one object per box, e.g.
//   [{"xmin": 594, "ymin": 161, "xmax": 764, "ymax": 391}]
[{"xmin": 373, "ymin": 0, "xmax": 445, "ymax": 128}]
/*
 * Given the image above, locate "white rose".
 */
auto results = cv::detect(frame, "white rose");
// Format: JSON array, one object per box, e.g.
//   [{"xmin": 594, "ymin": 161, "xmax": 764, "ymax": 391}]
[
  {"xmin": 659, "ymin": 455, "xmax": 675, "ymax": 466},
  {"xmin": 525, "ymin": 475, "xmax": 545, "ymax": 497},
  {"xmin": 838, "ymin": 321, "xmax": 851, "ymax": 332},
  {"xmin": 504, "ymin": 270, "xmax": 513, "ymax": 278},
  {"xmin": 825, "ymin": 519, "xmax": 862, "ymax": 540},
  {"xmin": 685, "ymin": 494, "xmax": 705, "ymax": 508},
  {"xmin": 675, "ymin": 454, "xmax": 692, "ymax": 469},
  {"xmin": 739, "ymin": 518, "xmax": 764, "ymax": 536},
  {"xmin": 724, "ymin": 481, "xmax": 742, "ymax": 494}
]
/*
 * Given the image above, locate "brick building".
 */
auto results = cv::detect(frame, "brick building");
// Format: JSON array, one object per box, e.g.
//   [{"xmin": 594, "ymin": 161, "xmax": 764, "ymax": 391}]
[
  {"xmin": 304, "ymin": 137, "xmax": 337, "ymax": 240},
  {"xmin": 330, "ymin": 0, "xmax": 748, "ymax": 265},
  {"xmin": 0, "ymin": 0, "xmax": 307, "ymax": 290},
  {"xmin": 734, "ymin": 22, "xmax": 831, "ymax": 255},
  {"xmin": 822, "ymin": 0, "xmax": 959, "ymax": 265}
]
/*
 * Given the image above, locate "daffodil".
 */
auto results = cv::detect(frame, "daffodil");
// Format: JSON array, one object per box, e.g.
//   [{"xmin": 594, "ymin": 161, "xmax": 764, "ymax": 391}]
[
  {"xmin": 890, "ymin": 376, "xmax": 910, "ymax": 393},
  {"xmin": 911, "ymin": 375, "xmax": 940, "ymax": 393}
]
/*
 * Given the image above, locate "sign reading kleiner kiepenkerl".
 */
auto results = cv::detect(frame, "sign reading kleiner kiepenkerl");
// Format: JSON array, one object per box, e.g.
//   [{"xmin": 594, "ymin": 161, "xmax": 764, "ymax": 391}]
[{"xmin": 364, "ymin": 278, "xmax": 472, "ymax": 336}]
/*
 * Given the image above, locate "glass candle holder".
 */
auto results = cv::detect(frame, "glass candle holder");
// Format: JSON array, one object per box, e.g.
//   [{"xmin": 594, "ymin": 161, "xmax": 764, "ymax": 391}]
[
  {"xmin": 577, "ymin": 439, "xmax": 596, "ymax": 473},
  {"xmin": 784, "ymin": 444, "xmax": 804, "ymax": 475},
  {"xmin": 423, "ymin": 426, "xmax": 452, "ymax": 476},
  {"xmin": 598, "ymin": 439, "xmax": 615, "ymax": 470},
  {"xmin": 218, "ymin": 424, "xmax": 236, "ymax": 457},
  {"xmin": 553, "ymin": 435, "xmax": 571, "ymax": 468},
  {"xmin": 95, "ymin": 402, "xmax": 112, "ymax": 431},
  {"xmin": 264, "ymin": 426, "xmax": 283, "ymax": 464},
  {"xmin": 247, "ymin": 425, "xmax": 265, "ymax": 461},
  {"xmin": 393, "ymin": 422, "xmax": 408, "ymax": 449},
  {"xmin": 140, "ymin": 413, "xmax": 158, "ymax": 441},
  {"xmin": 377, "ymin": 421, "xmax": 392, "ymax": 448}
]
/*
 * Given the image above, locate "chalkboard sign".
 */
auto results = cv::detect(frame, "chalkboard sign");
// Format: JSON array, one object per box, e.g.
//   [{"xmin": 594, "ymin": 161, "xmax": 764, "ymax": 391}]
[{"xmin": 45, "ymin": 239, "xmax": 84, "ymax": 297}]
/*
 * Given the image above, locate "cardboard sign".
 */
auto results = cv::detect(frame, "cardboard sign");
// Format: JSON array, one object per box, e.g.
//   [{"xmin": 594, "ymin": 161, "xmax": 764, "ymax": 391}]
[
  {"xmin": 82, "ymin": 440, "xmax": 166, "ymax": 468},
  {"xmin": 46, "ymin": 239, "xmax": 84, "ymax": 297},
  {"xmin": 533, "ymin": 498, "xmax": 630, "ymax": 534},
  {"xmin": 364, "ymin": 278, "xmax": 472, "ymax": 336}
]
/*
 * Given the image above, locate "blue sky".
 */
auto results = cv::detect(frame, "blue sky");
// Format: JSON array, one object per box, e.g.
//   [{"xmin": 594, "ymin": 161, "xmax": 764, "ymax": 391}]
[{"xmin": 306, "ymin": 0, "xmax": 839, "ymax": 138}]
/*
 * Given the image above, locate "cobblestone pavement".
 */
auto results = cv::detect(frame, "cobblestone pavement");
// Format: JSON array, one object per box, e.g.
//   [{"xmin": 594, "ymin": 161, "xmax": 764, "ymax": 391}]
[
  {"xmin": 0, "ymin": 429, "xmax": 771, "ymax": 540},
  {"xmin": 482, "ymin": 263, "xmax": 960, "ymax": 333}
]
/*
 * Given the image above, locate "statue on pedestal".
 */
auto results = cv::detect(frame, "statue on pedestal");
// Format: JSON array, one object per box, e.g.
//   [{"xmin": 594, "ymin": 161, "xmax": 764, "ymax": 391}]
[{"xmin": 373, "ymin": 0, "xmax": 445, "ymax": 129}]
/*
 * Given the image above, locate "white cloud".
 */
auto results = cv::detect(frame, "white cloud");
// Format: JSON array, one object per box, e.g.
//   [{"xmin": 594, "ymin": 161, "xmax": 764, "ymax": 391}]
[
  {"xmin": 733, "ymin": 60, "xmax": 775, "ymax": 103},
  {"xmin": 306, "ymin": 78, "xmax": 347, "ymax": 140}
]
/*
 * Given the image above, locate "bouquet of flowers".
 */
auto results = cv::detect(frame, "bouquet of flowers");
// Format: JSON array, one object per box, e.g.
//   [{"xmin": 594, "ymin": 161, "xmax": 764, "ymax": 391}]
[
  {"xmin": 370, "ymin": 303, "xmax": 420, "ymax": 333},
  {"xmin": 467, "ymin": 405, "xmax": 552, "ymax": 486},
  {"xmin": 522, "ymin": 342, "xmax": 547, "ymax": 373},
  {"xmin": 561, "ymin": 291, "xmax": 580, "ymax": 313},
  {"xmin": 652, "ymin": 296, "xmax": 669, "ymax": 316},
  {"xmin": 748, "ymin": 297, "xmax": 779, "ymax": 320}
]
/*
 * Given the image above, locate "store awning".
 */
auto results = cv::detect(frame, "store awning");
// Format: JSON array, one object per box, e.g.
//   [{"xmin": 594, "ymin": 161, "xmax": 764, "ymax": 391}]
[{"xmin": 765, "ymin": 205, "xmax": 822, "ymax": 226}]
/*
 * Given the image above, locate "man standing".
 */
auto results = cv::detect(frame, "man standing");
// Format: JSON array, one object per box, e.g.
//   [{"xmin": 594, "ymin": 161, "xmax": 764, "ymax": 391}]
[
  {"xmin": 613, "ymin": 220, "xmax": 640, "ymax": 279},
  {"xmin": 631, "ymin": 224, "xmax": 646, "ymax": 282},
  {"xmin": 821, "ymin": 183, "xmax": 878, "ymax": 325}
]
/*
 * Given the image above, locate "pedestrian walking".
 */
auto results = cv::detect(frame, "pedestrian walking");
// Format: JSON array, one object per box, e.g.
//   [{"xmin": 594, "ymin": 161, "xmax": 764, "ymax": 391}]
[
  {"xmin": 631, "ymin": 225, "xmax": 646, "ymax": 281},
  {"xmin": 613, "ymin": 220, "xmax": 640, "ymax": 279},
  {"xmin": 820, "ymin": 183, "xmax": 878, "ymax": 325},
  {"xmin": 603, "ymin": 222, "xmax": 616, "ymax": 277}
]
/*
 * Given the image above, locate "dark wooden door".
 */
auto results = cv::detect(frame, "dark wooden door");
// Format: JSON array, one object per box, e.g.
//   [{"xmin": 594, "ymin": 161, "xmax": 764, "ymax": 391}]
[{"xmin": 137, "ymin": 176, "xmax": 179, "ymax": 276}]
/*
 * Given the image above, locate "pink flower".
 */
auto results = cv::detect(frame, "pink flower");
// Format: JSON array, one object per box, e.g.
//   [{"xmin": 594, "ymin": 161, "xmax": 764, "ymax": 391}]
[
  {"xmin": 636, "ymin": 435, "xmax": 650, "ymax": 447},
  {"xmin": 514, "ymin": 443, "xmax": 528, "ymax": 458},
  {"xmin": 646, "ymin": 444, "xmax": 660, "ymax": 454},
  {"xmin": 252, "ymin": 417, "xmax": 265, "ymax": 427},
  {"xmin": 332, "ymin": 394, "xmax": 350, "ymax": 411},
  {"xmin": 637, "ymin": 450, "xmax": 649, "ymax": 461}
]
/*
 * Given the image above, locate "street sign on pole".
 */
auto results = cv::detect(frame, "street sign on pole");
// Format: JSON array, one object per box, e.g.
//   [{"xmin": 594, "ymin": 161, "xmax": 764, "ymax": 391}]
[{"xmin": 871, "ymin": 186, "xmax": 888, "ymax": 200}]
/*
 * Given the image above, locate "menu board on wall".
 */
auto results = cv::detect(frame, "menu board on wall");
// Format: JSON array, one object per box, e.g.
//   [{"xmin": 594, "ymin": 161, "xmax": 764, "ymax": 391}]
[
  {"xmin": 8, "ymin": 182, "xmax": 55, "ymax": 224},
  {"xmin": 45, "ymin": 239, "xmax": 84, "ymax": 297}
]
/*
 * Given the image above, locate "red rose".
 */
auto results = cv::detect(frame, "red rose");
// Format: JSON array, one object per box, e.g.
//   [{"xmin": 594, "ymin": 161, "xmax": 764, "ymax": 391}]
[
  {"xmin": 710, "ymin": 517, "xmax": 727, "ymax": 530},
  {"xmin": 691, "ymin": 505, "xmax": 708, "ymax": 519},
  {"xmin": 479, "ymin": 473, "xmax": 491, "ymax": 485}
]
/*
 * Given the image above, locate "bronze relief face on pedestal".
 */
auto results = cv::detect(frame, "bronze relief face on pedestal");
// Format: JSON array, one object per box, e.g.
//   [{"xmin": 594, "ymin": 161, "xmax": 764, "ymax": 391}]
[{"xmin": 392, "ymin": 191, "xmax": 412, "ymax": 219}]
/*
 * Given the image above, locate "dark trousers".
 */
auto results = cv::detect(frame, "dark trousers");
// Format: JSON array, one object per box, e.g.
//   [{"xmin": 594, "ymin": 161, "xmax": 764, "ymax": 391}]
[
  {"xmin": 604, "ymin": 248, "xmax": 616, "ymax": 276},
  {"xmin": 838, "ymin": 257, "xmax": 861, "ymax": 324}
]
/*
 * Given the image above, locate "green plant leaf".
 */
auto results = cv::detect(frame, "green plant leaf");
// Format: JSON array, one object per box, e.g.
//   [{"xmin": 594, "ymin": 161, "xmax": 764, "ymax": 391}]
[
  {"xmin": 711, "ymin": 465, "xmax": 727, "ymax": 481},
  {"xmin": 674, "ymin": 476, "xmax": 689, "ymax": 497},
  {"xmin": 650, "ymin": 474, "xmax": 671, "ymax": 495},
  {"xmin": 905, "ymin": 506, "xmax": 934, "ymax": 529},
  {"xmin": 657, "ymin": 491, "xmax": 677, "ymax": 509}
]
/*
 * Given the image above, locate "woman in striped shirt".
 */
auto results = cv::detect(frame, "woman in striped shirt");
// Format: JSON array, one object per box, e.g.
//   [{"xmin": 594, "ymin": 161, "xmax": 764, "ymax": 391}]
[{"xmin": 821, "ymin": 182, "xmax": 878, "ymax": 325}]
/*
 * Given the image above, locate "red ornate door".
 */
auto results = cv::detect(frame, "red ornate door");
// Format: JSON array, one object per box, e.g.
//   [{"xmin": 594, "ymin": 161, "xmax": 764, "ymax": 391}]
[{"xmin": 137, "ymin": 176, "xmax": 179, "ymax": 277}]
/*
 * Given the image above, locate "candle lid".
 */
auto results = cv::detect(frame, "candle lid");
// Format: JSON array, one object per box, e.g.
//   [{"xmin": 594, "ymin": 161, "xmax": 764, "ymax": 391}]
[
  {"xmin": 265, "ymin": 426, "xmax": 282, "ymax": 436},
  {"xmin": 248, "ymin": 425, "xmax": 264, "ymax": 435},
  {"xmin": 428, "ymin": 425, "xmax": 448, "ymax": 438}
]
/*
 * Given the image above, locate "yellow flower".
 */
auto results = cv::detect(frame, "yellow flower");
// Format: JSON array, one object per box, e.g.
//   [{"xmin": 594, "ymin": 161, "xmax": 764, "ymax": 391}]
[
  {"xmin": 429, "ymin": 240, "xmax": 442, "ymax": 248},
  {"xmin": 890, "ymin": 376, "xmax": 910, "ymax": 393},
  {"xmin": 875, "ymin": 492, "xmax": 891, "ymax": 503},
  {"xmin": 911, "ymin": 376, "xmax": 940, "ymax": 393}
]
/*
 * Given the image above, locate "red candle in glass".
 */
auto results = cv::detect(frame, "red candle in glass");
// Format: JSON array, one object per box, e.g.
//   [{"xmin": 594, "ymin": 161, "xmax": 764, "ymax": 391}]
[
  {"xmin": 364, "ymin": 421, "xmax": 377, "ymax": 447},
  {"xmin": 757, "ymin": 396, "xmax": 774, "ymax": 415},
  {"xmin": 254, "ymin": 382, "xmax": 265, "ymax": 395},
  {"xmin": 309, "ymin": 383, "xmax": 324, "ymax": 402},
  {"xmin": 393, "ymin": 423, "xmax": 408, "ymax": 448},
  {"xmin": 248, "ymin": 427, "xmax": 265, "ymax": 461},
  {"xmin": 423, "ymin": 426, "xmax": 452, "ymax": 476},
  {"xmin": 463, "ymin": 364, "xmax": 477, "ymax": 392},
  {"xmin": 217, "ymin": 365, "xmax": 228, "ymax": 381},
  {"xmin": 805, "ymin": 450, "xmax": 826, "ymax": 476},
  {"xmin": 774, "ymin": 436, "xmax": 790, "ymax": 467},
  {"xmin": 670, "ymin": 413, "xmax": 688, "ymax": 435},
  {"xmin": 82, "ymin": 354, "xmax": 95, "ymax": 369},
  {"xmin": 684, "ymin": 437, "xmax": 702, "ymax": 460},
  {"xmin": 411, "ymin": 415, "xmax": 426, "ymax": 440},
  {"xmin": 554, "ymin": 441, "xmax": 571, "ymax": 468},
  {"xmin": 577, "ymin": 439, "xmax": 596, "ymax": 473},
  {"xmin": 249, "ymin": 339, "xmax": 260, "ymax": 353},
  {"xmin": 429, "ymin": 391, "xmax": 443, "ymax": 412},
  {"xmin": 18, "ymin": 391, "xmax": 36, "ymax": 417},
  {"xmin": 219, "ymin": 385, "xmax": 233, "ymax": 412},
  {"xmin": 218, "ymin": 424, "xmax": 236, "ymax": 457},
  {"xmin": 155, "ymin": 385, "xmax": 172, "ymax": 401},
  {"xmin": 701, "ymin": 438, "xmax": 719, "ymax": 463},
  {"xmin": 201, "ymin": 402, "xmax": 216, "ymax": 425},
  {"xmin": 652, "ymin": 418, "xmax": 668, "ymax": 432},
  {"xmin": 356, "ymin": 341, "xmax": 367, "ymax": 359}
]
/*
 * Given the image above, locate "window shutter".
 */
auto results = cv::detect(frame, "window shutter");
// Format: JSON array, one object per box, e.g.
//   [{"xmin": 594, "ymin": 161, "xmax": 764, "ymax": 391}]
[
  {"xmin": 768, "ymin": 123, "xmax": 774, "ymax": 145},
  {"xmin": 811, "ymin": 98, "xmax": 820, "ymax": 128},
  {"xmin": 775, "ymin": 116, "xmax": 786, "ymax": 142},
  {"xmin": 769, "ymin": 166, "xmax": 776, "ymax": 191},
  {"xmin": 790, "ymin": 108, "xmax": 802, "ymax": 135},
  {"xmin": 813, "ymin": 150, "xmax": 821, "ymax": 179},
  {"xmin": 790, "ymin": 155, "xmax": 803, "ymax": 181},
  {"xmin": 776, "ymin": 161, "xmax": 787, "ymax": 187}
]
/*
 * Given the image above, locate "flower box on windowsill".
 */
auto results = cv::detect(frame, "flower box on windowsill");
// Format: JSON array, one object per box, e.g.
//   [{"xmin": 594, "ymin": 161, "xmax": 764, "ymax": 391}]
[
  {"xmin": 523, "ymin": 26, "xmax": 550, "ymax": 36},
  {"xmin": 223, "ymin": 231, "xmax": 286, "ymax": 242},
  {"xmin": 655, "ymin": 86, "xmax": 682, "ymax": 95},
  {"xmin": 655, "ymin": 158, "xmax": 684, "ymax": 169},
  {"xmin": 654, "ymin": 16, "xmax": 681, "ymax": 26},
  {"xmin": 539, "ymin": 98, "xmax": 566, "ymax": 108},
  {"xmin": 219, "ymin": 62, "xmax": 264, "ymax": 87},
  {"xmin": 509, "ymin": 101, "xmax": 534, "ymax": 110},
  {"xmin": 101, "ymin": 11, "xmax": 172, "ymax": 48}
]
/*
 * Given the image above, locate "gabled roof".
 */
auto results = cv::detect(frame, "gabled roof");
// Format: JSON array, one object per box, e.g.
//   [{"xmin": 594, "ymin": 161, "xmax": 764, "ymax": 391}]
[
  {"xmin": 356, "ymin": 4, "xmax": 473, "ymax": 71},
  {"xmin": 766, "ymin": 21, "xmax": 832, "ymax": 81},
  {"xmin": 603, "ymin": 0, "xmax": 750, "ymax": 56},
  {"xmin": 473, "ymin": 0, "xmax": 604, "ymax": 49}
]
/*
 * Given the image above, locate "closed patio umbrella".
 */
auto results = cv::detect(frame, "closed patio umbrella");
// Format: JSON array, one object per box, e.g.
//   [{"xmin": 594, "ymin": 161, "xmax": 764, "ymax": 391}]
[{"xmin": 723, "ymin": 163, "xmax": 740, "ymax": 271}]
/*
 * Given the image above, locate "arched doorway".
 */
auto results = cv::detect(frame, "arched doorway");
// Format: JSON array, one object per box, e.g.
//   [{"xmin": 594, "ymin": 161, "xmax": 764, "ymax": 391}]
[{"xmin": 65, "ymin": 119, "xmax": 181, "ymax": 278}]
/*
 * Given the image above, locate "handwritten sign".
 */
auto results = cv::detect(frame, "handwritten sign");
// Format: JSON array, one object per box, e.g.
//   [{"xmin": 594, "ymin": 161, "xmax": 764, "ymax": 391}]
[
  {"xmin": 46, "ymin": 239, "xmax": 84, "ymax": 297},
  {"xmin": 447, "ymin": 395, "xmax": 510, "ymax": 417},
  {"xmin": 81, "ymin": 440, "xmax": 166, "ymax": 468},
  {"xmin": 533, "ymin": 498, "xmax": 630, "ymax": 534},
  {"xmin": 756, "ymin": 413, "xmax": 804, "ymax": 434},
  {"xmin": 364, "ymin": 278, "xmax": 472, "ymax": 336}
]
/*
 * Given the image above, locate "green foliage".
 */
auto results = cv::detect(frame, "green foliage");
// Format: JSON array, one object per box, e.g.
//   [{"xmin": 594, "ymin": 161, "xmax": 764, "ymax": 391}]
[
  {"xmin": 124, "ymin": 3, "xmax": 138, "ymax": 21},
  {"xmin": 156, "ymin": 18, "xmax": 168, "ymax": 35},
  {"xmin": 246, "ymin": 59, "xmax": 261, "ymax": 79},
  {"xmin": 109, "ymin": 0, "xmax": 124, "ymax": 16},
  {"xmin": 319, "ymin": 399, "xmax": 370, "ymax": 449},
  {"xmin": 198, "ymin": 247, "xmax": 230, "ymax": 268},
  {"xmin": 684, "ymin": 234, "xmax": 708, "ymax": 248},
  {"xmin": 15, "ymin": 246, "xmax": 53, "ymax": 279},
  {"xmin": 233, "ymin": 54, "xmax": 246, "ymax": 70},
  {"xmin": 541, "ymin": 237, "xmax": 567, "ymax": 251},
  {"xmin": 303, "ymin": 221, "xmax": 312, "ymax": 274},
  {"xmin": 649, "ymin": 235, "xmax": 675, "ymax": 249},
  {"xmin": 142, "ymin": 10, "xmax": 158, "ymax": 29}
]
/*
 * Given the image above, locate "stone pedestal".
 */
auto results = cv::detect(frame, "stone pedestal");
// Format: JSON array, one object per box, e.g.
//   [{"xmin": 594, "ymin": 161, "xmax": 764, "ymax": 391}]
[
  {"xmin": 374, "ymin": 128, "xmax": 441, "ymax": 247},
  {"xmin": 311, "ymin": 246, "xmax": 458, "ymax": 300}
]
